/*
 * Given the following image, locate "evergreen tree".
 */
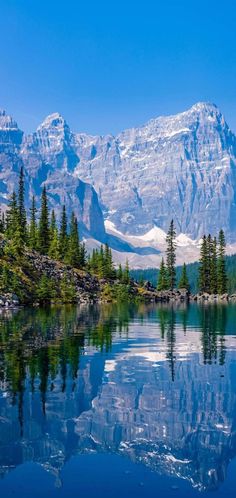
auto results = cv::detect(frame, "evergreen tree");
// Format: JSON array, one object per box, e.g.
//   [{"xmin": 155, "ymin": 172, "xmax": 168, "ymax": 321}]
[
  {"xmin": 78, "ymin": 242, "xmax": 86, "ymax": 268},
  {"xmin": 198, "ymin": 235, "xmax": 209, "ymax": 292},
  {"xmin": 18, "ymin": 166, "xmax": 27, "ymax": 243},
  {"xmin": 6, "ymin": 192, "xmax": 18, "ymax": 240},
  {"xmin": 38, "ymin": 186, "xmax": 50, "ymax": 254},
  {"xmin": 103, "ymin": 243, "xmax": 115, "ymax": 278},
  {"xmin": 60, "ymin": 275, "xmax": 77, "ymax": 303},
  {"xmin": 98, "ymin": 245, "xmax": 105, "ymax": 277},
  {"xmin": 0, "ymin": 263, "xmax": 11, "ymax": 291},
  {"xmin": 218, "ymin": 229, "xmax": 227, "ymax": 294},
  {"xmin": 166, "ymin": 220, "xmax": 176, "ymax": 290},
  {"xmin": 66, "ymin": 212, "xmax": 80, "ymax": 267},
  {"xmin": 59, "ymin": 205, "xmax": 68, "ymax": 260},
  {"xmin": 117, "ymin": 263, "xmax": 123, "ymax": 281},
  {"xmin": 157, "ymin": 258, "xmax": 168, "ymax": 291},
  {"xmin": 36, "ymin": 275, "xmax": 56, "ymax": 303},
  {"xmin": 210, "ymin": 236, "xmax": 218, "ymax": 294},
  {"xmin": 122, "ymin": 259, "xmax": 130, "ymax": 284},
  {"xmin": 0, "ymin": 209, "xmax": 5, "ymax": 233},
  {"xmin": 178, "ymin": 263, "xmax": 189, "ymax": 290},
  {"xmin": 29, "ymin": 196, "xmax": 37, "ymax": 250},
  {"xmin": 48, "ymin": 211, "xmax": 60, "ymax": 260}
]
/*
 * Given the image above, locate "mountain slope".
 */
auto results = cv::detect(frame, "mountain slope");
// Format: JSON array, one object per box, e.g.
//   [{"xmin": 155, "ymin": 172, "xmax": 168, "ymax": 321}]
[
  {"xmin": 0, "ymin": 110, "xmax": 105, "ymax": 240},
  {"xmin": 74, "ymin": 102, "xmax": 236, "ymax": 240}
]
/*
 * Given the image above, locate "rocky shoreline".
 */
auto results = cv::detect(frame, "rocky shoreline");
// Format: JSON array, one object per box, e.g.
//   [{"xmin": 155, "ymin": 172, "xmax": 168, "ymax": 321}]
[{"xmin": 1, "ymin": 260, "xmax": 236, "ymax": 309}]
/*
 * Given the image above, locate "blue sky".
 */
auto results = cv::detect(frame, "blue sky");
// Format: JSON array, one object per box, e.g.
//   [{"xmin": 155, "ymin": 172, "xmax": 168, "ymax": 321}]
[{"xmin": 0, "ymin": 0, "xmax": 236, "ymax": 135}]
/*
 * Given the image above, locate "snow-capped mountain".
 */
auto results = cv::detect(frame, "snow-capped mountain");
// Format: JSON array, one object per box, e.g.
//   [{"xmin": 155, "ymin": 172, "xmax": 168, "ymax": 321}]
[
  {"xmin": 0, "ymin": 110, "xmax": 105, "ymax": 240},
  {"xmin": 75, "ymin": 102, "xmax": 236, "ymax": 241},
  {"xmin": 1, "ymin": 102, "xmax": 236, "ymax": 267}
]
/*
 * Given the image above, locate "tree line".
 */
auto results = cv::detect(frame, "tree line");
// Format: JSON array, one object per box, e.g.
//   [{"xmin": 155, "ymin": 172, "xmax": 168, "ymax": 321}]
[
  {"xmin": 156, "ymin": 220, "xmax": 228, "ymax": 294},
  {"xmin": 0, "ymin": 168, "xmax": 130, "ymax": 283}
]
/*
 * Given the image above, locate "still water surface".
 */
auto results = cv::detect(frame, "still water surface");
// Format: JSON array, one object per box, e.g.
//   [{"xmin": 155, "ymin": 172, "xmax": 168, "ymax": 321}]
[{"xmin": 0, "ymin": 303, "xmax": 236, "ymax": 497}]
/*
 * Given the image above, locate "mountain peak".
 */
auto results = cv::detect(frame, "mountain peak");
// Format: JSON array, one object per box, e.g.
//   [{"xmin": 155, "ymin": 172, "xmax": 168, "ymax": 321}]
[
  {"xmin": 0, "ymin": 109, "xmax": 20, "ymax": 131},
  {"xmin": 190, "ymin": 101, "xmax": 219, "ymax": 113},
  {"xmin": 37, "ymin": 112, "xmax": 68, "ymax": 132}
]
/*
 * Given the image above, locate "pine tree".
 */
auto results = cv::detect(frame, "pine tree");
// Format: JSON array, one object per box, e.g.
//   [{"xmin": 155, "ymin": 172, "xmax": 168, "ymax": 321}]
[
  {"xmin": 117, "ymin": 263, "xmax": 123, "ymax": 281},
  {"xmin": 59, "ymin": 205, "xmax": 68, "ymax": 260},
  {"xmin": 0, "ymin": 263, "xmax": 11, "ymax": 292},
  {"xmin": 48, "ymin": 211, "xmax": 60, "ymax": 260},
  {"xmin": 66, "ymin": 212, "xmax": 80, "ymax": 267},
  {"xmin": 6, "ymin": 192, "xmax": 18, "ymax": 240},
  {"xmin": 178, "ymin": 263, "xmax": 189, "ymax": 290},
  {"xmin": 157, "ymin": 258, "xmax": 168, "ymax": 291},
  {"xmin": 29, "ymin": 196, "xmax": 37, "ymax": 250},
  {"xmin": 38, "ymin": 186, "xmax": 50, "ymax": 254},
  {"xmin": 210, "ymin": 236, "xmax": 218, "ymax": 294},
  {"xmin": 18, "ymin": 166, "xmax": 27, "ymax": 243},
  {"xmin": 60, "ymin": 275, "xmax": 77, "ymax": 303},
  {"xmin": 198, "ymin": 235, "xmax": 209, "ymax": 292},
  {"xmin": 98, "ymin": 245, "xmax": 105, "ymax": 277},
  {"xmin": 103, "ymin": 243, "xmax": 115, "ymax": 278},
  {"xmin": 122, "ymin": 259, "xmax": 130, "ymax": 284},
  {"xmin": 218, "ymin": 229, "xmax": 227, "ymax": 294},
  {"xmin": 166, "ymin": 220, "xmax": 176, "ymax": 290},
  {"xmin": 78, "ymin": 242, "xmax": 86, "ymax": 268},
  {"xmin": 0, "ymin": 209, "xmax": 5, "ymax": 233}
]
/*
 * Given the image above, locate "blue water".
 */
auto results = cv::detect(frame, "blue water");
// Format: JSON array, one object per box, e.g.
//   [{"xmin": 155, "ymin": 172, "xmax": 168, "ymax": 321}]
[{"xmin": 0, "ymin": 303, "xmax": 236, "ymax": 496}]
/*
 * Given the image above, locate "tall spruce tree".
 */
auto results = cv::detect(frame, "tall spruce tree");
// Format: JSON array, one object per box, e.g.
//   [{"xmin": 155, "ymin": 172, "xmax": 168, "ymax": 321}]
[
  {"xmin": 18, "ymin": 166, "xmax": 27, "ymax": 243},
  {"xmin": 0, "ymin": 209, "xmax": 5, "ymax": 233},
  {"xmin": 178, "ymin": 263, "xmax": 189, "ymax": 290},
  {"xmin": 157, "ymin": 258, "xmax": 168, "ymax": 291},
  {"xmin": 166, "ymin": 220, "xmax": 176, "ymax": 290},
  {"xmin": 29, "ymin": 196, "xmax": 37, "ymax": 250},
  {"xmin": 6, "ymin": 192, "xmax": 18, "ymax": 240},
  {"xmin": 122, "ymin": 259, "xmax": 130, "ymax": 284},
  {"xmin": 38, "ymin": 186, "xmax": 50, "ymax": 254},
  {"xmin": 218, "ymin": 229, "xmax": 227, "ymax": 294},
  {"xmin": 48, "ymin": 210, "xmax": 60, "ymax": 260},
  {"xmin": 117, "ymin": 263, "xmax": 123, "ymax": 281},
  {"xmin": 59, "ymin": 205, "xmax": 68, "ymax": 260},
  {"xmin": 210, "ymin": 236, "xmax": 218, "ymax": 294},
  {"xmin": 198, "ymin": 235, "xmax": 208, "ymax": 292},
  {"xmin": 66, "ymin": 212, "xmax": 80, "ymax": 267}
]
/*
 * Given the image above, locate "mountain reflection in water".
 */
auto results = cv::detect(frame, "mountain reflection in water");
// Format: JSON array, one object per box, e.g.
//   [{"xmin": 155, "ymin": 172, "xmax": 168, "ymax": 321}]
[{"xmin": 0, "ymin": 303, "xmax": 236, "ymax": 496}]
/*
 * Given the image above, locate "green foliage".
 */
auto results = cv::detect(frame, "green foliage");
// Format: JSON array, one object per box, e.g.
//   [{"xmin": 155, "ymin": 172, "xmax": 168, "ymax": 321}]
[
  {"xmin": 178, "ymin": 262, "xmax": 189, "ymax": 289},
  {"xmin": 38, "ymin": 186, "xmax": 50, "ymax": 254},
  {"xmin": 60, "ymin": 275, "xmax": 77, "ymax": 303},
  {"xmin": 29, "ymin": 196, "xmax": 38, "ymax": 250},
  {"xmin": 166, "ymin": 220, "xmax": 176, "ymax": 290},
  {"xmin": 218, "ymin": 229, "xmax": 227, "ymax": 294},
  {"xmin": 66, "ymin": 212, "xmax": 80, "ymax": 267},
  {"xmin": 48, "ymin": 210, "xmax": 60, "ymax": 260},
  {"xmin": 59, "ymin": 205, "xmax": 68, "ymax": 260},
  {"xmin": 18, "ymin": 166, "xmax": 27, "ymax": 244},
  {"xmin": 122, "ymin": 259, "xmax": 130, "ymax": 284},
  {"xmin": 36, "ymin": 275, "xmax": 56, "ymax": 303},
  {"xmin": 101, "ymin": 282, "xmax": 131, "ymax": 302},
  {"xmin": 157, "ymin": 258, "xmax": 168, "ymax": 290}
]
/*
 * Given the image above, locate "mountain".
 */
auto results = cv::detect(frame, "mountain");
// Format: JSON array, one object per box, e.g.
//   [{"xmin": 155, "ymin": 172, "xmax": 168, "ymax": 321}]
[
  {"xmin": 74, "ymin": 102, "xmax": 236, "ymax": 241},
  {"xmin": 0, "ymin": 110, "xmax": 105, "ymax": 240},
  {"xmin": 1, "ymin": 103, "xmax": 236, "ymax": 267}
]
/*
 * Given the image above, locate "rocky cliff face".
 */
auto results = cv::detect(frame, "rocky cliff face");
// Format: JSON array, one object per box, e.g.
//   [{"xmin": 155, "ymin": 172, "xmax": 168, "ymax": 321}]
[
  {"xmin": 74, "ymin": 103, "xmax": 236, "ymax": 240},
  {"xmin": 0, "ymin": 110, "xmax": 105, "ymax": 240},
  {"xmin": 1, "ymin": 102, "xmax": 236, "ymax": 250}
]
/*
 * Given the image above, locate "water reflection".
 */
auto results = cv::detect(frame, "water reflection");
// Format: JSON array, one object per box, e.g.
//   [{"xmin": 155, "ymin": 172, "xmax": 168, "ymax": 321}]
[{"xmin": 0, "ymin": 303, "xmax": 236, "ymax": 493}]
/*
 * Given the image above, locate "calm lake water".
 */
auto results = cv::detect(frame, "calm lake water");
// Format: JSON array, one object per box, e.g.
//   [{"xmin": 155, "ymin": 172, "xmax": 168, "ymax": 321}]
[{"xmin": 0, "ymin": 303, "xmax": 236, "ymax": 497}]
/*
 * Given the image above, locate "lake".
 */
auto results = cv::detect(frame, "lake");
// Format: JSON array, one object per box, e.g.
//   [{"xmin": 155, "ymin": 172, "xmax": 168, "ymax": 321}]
[{"xmin": 0, "ymin": 302, "xmax": 236, "ymax": 497}]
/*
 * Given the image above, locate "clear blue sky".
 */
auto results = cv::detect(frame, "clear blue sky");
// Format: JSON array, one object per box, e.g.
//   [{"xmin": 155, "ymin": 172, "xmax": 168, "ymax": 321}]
[{"xmin": 0, "ymin": 0, "xmax": 236, "ymax": 135}]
